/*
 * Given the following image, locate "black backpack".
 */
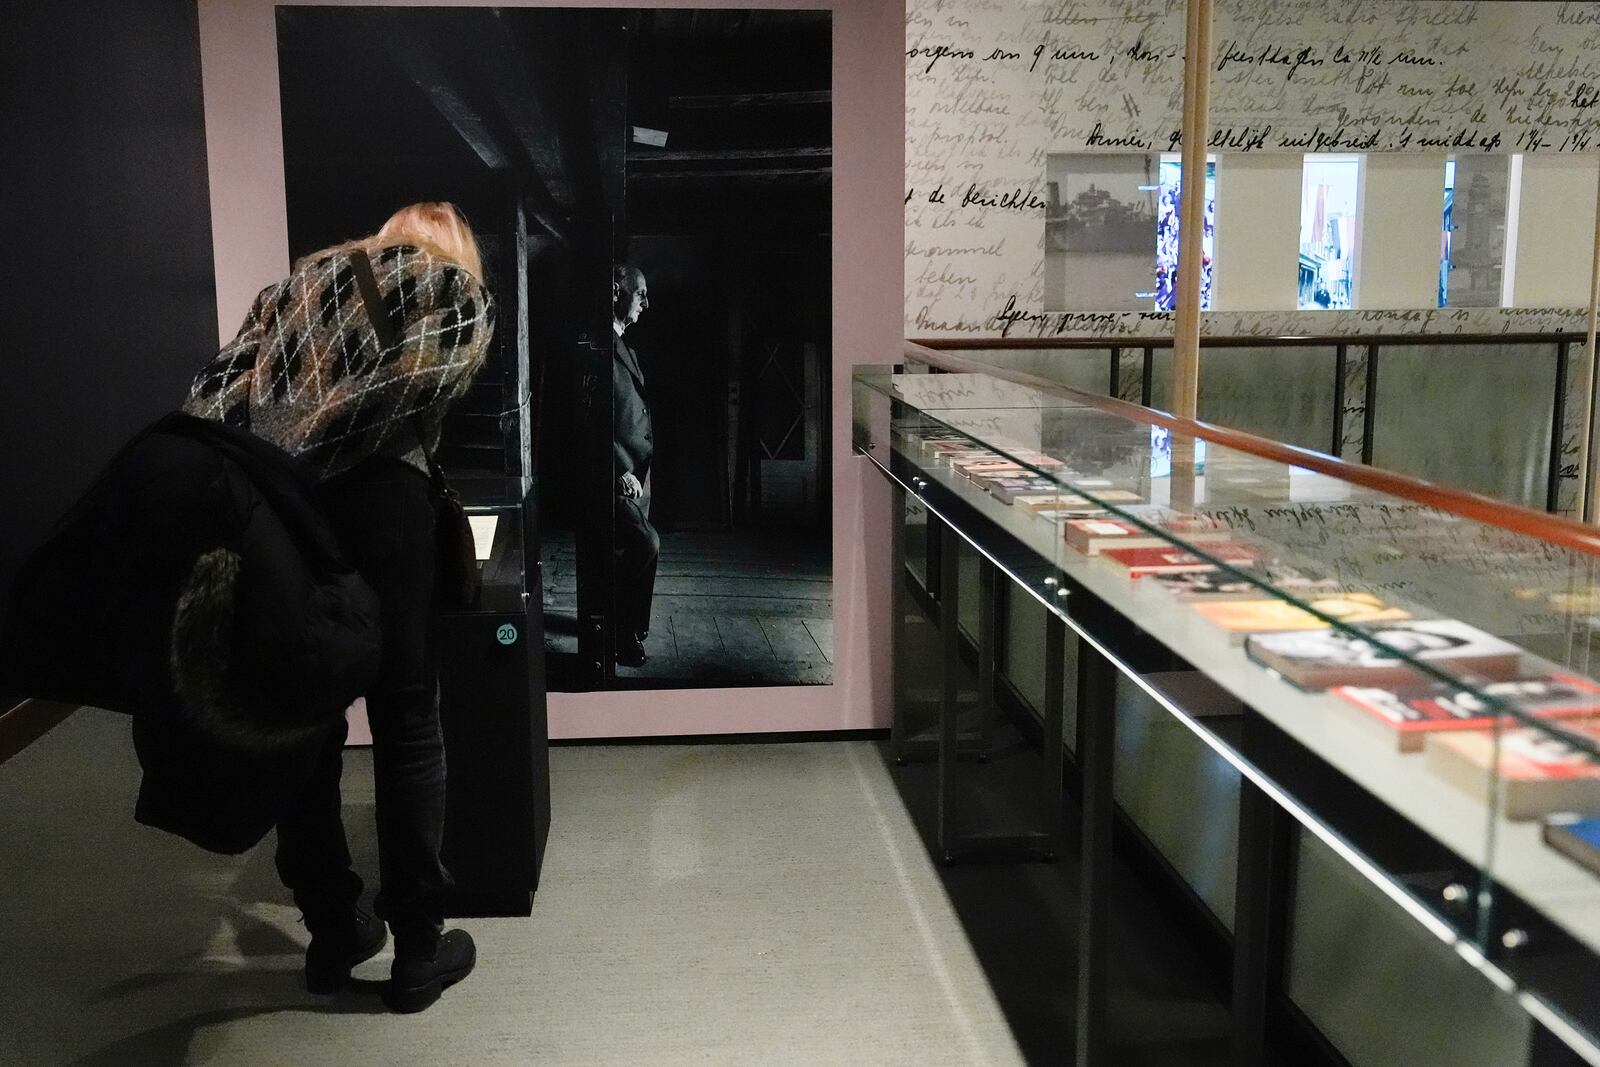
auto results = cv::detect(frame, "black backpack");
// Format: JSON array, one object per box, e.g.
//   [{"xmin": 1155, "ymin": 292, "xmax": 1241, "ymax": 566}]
[{"xmin": 0, "ymin": 412, "xmax": 382, "ymax": 851}]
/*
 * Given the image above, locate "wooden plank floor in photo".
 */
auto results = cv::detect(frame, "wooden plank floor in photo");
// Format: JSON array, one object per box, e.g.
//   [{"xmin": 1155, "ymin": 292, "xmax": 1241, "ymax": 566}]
[{"xmin": 542, "ymin": 528, "xmax": 834, "ymax": 688}]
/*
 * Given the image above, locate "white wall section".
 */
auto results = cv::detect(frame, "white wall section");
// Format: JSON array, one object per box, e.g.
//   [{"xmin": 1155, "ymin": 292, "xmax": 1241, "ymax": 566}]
[
  {"xmin": 1212, "ymin": 154, "xmax": 1300, "ymax": 311},
  {"xmin": 1355, "ymin": 154, "xmax": 1446, "ymax": 309},
  {"xmin": 1512, "ymin": 154, "xmax": 1600, "ymax": 308}
]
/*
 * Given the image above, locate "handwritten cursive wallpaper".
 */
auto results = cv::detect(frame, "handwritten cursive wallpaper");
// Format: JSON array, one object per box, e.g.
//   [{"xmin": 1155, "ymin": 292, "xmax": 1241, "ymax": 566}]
[{"xmin": 906, "ymin": 0, "xmax": 1600, "ymax": 338}]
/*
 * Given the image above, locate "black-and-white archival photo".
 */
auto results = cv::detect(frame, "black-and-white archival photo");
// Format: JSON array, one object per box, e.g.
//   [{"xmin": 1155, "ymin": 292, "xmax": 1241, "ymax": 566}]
[
  {"xmin": 1444, "ymin": 155, "xmax": 1509, "ymax": 308},
  {"xmin": 276, "ymin": 7, "xmax": 833, "ymax": 696},
  {"xmin": 1044, "ymin": 153, "xmax": 1158, "ymax": 312}
]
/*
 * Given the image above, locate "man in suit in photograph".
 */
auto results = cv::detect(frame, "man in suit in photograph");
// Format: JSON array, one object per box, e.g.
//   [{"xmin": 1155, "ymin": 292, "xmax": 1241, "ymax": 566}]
[{"xmin": 612, "ymin": 264, "xmax": 659, "ymax": 668}]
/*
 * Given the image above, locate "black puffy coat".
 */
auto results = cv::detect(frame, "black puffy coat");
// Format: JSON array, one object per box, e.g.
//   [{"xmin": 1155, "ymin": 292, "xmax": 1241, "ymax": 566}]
[{"xmin": 0, "ymin": 412, "xmax": 381, "ymax": 853}]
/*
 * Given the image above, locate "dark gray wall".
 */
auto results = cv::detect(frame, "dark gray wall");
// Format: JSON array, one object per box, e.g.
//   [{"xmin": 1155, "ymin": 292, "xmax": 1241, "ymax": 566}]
[{"xmin": 0, "ymin": 1, "xmax": 217, "ymax": 624}]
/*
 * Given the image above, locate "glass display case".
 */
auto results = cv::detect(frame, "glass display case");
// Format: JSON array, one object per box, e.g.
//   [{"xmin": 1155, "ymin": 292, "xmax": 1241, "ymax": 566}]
[
  {"xmin": 855, "ymin": 354, "xmax": 1600, "ymax": 1064},
  {"xmin": 437, "ymin": 488, "xmax": 551, "ymax": 917}
]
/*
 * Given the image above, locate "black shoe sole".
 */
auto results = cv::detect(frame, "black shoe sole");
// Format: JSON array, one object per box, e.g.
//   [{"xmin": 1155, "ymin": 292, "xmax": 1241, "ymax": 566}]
[
  {"xmin": 383, "ymin": 945, "xmax": 477, "ymax": 1013},
  {"xmin": 305, "ymin": 927, "xmax": 389, "ymax": 995}
]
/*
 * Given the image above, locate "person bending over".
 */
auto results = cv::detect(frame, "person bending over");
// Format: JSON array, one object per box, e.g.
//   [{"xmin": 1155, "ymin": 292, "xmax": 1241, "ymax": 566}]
[{"xmin": 183, "ymin": 201, "xmax": 494, "ymax": 1012}]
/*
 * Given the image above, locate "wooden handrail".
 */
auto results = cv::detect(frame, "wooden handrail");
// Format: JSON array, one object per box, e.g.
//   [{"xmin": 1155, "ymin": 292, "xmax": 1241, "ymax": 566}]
[
  {"xmin": 909, "ymin": 332, "xmax": 1584, "ymax": 351},
  {"xmin": 902, "ymin": 341, "xmax": 1600, "ymax": 558}
]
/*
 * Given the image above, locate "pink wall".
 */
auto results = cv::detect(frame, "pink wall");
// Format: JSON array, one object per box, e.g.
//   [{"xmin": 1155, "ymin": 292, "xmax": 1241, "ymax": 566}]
[{"xmin": 196, "ymin": 0, "xmax": 900, "ymax": 739}]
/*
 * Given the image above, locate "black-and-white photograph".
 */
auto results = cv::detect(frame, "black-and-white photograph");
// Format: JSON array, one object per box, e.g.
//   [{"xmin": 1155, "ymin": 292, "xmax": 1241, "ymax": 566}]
[
  {"xmin": 276, "ymin": 7, "xmax": 834, "ymax": 694},
  {"xmin": 1444, "ymin": 155, "xmax": 1509, "ymax": 308},
  {"xmin": 1043, "ymin": 153, "xmax": 1158, "ymax": 312}
]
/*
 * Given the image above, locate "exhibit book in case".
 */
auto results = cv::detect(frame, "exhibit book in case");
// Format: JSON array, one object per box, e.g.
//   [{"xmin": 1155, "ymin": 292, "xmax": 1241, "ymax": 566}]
[{"xmin": 852, "ymin": 344, "xmax": 1600, "ymax": 1057}]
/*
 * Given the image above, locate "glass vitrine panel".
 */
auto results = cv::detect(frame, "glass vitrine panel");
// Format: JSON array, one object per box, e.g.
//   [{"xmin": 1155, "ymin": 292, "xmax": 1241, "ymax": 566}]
[
  {"xmin": 464, "ymin": 501, "xmax": 530, "ymax": 614},
  {"xmin": 947, "ymin": 347, "xmax": 1118, "ymax": 397},
  {"xmin": 1370, "ymin": 341, "xmax": 1558, "ymax": 511}
]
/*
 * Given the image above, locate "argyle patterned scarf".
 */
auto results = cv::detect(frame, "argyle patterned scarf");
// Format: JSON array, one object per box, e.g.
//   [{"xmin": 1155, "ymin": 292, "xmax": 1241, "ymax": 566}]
[{"xmin": 183, "ymin": 243, "xmax": 495, "ymax": 480}]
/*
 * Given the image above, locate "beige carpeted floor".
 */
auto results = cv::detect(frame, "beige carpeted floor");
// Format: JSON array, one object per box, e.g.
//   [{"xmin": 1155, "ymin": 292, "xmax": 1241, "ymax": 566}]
[{"xmin": 0, "ymin": 710, "xmax": 1023, "ymax": 1066}]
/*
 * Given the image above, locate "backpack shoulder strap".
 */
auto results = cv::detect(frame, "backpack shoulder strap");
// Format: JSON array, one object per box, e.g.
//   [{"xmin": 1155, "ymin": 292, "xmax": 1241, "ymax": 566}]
[
  {"xmin": 351, "ymin": 247, "xmax": 443, "ymax": 478},
  {"xmin": 349, "ymin": 248, "xmax": 399, "ymax": 354}
]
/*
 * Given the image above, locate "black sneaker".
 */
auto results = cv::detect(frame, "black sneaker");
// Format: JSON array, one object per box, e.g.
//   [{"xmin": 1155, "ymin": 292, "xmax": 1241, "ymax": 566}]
[
  {"xmin": 384, "ymin": 929, "xmax": 477, "ymax": 1013},
  {"xmin": 304, "ymin": 901, "xmax": 388, "ymax": 994}
]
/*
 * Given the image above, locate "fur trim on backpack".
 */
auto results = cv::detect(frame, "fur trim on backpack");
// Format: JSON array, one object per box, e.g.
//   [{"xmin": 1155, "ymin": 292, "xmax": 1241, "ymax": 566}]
[{"xmin": 169, "ymin": 547, "xmax": 331, "ymax": 752}]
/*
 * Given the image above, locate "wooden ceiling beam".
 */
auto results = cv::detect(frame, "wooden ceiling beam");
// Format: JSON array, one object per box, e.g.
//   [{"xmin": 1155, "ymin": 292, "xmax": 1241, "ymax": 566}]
[
  {"xmin": 377, "ymin": 16, "xmax": 511, "ymax": 172},
  {"xmin": 482, "ymin": 11, "xmax": 578, "ymax": 215}
]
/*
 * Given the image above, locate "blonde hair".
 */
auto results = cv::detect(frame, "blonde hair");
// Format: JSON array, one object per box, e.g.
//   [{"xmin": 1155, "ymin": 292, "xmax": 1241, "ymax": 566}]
[{"xmin": 294, "ymin": 201, "xmax": 484, "ymax": 281}]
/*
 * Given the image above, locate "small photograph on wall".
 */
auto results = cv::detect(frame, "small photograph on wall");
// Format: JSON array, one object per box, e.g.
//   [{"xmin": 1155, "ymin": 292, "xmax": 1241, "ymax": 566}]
[
  {"xmin": 1441, "ymin": 156, "xmax": 1509, "ymax": 308},
  {"xmin": 1044, "ymin": 154, "xmax": 1158, "ymax": 311},
  {"xmin": 276, "ymin": 7, "xmax": 833, "ymax": 696},
  {"xmin": 1155, "ymin": 156, "xmax": 1215, "ymax": 312},
  {"xmin": 1298, "ymin": 154, "xmax": 1360, "ymax": 310}
]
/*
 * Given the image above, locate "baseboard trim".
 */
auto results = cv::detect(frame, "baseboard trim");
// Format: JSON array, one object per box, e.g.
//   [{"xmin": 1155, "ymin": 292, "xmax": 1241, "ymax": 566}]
[{"xmin": 553, "ymin": 728, "xmax": 890, "ymax": 747}]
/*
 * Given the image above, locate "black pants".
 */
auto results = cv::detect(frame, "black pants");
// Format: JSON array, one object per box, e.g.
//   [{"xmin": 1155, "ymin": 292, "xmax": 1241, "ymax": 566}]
[
  {"xmin": 274, "ymin": 457, "xmax": 450, "ymax": 944},
  {"xmin": 614, "ymin": 493, "xmax": 659, "ymax": 640}
]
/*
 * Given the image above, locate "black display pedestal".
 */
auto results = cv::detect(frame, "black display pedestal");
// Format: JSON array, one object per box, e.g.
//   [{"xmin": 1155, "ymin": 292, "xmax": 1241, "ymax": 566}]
[{"xmin": 436, "ymin": 491, "xmax": 551, "ymax": 917}]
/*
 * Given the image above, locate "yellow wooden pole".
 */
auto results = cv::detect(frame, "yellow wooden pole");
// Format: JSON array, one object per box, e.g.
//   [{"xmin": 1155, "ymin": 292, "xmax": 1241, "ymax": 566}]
[
  {"xmin": 1582, "ymin": 162, "xmax": 1600, "ymax": 523},
  {"xmin": 1171, "ymin": 0, "xmax": 1213, "ymax": 421}
]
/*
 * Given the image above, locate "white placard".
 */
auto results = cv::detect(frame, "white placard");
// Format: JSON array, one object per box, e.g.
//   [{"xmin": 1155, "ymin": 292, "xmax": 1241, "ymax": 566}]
[{"xmin": 468, "ymin": 514, "xmax": 498, "ymax": 562}]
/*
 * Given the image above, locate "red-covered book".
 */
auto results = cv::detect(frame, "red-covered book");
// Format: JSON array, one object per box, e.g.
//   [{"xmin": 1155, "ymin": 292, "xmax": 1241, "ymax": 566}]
[
  {"xmin": 1334, "ymin": 674, "xmax": 1600, "ymax": 752},
  {"xmin": 1426, "ymin": 718, "xmax": 1600, "ymax": 819}
]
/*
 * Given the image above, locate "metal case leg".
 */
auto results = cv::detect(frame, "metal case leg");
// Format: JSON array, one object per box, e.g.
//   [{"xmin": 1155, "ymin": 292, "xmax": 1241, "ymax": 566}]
[
  {"xmin": 937, "ymin": 514, "xmax": 961, "ymax": 860},
  {"xmin": 975, "ymin": 556, "xmax": 997, "ymax": 762},
  {"xmin": 889, "ymin": 482, "xmax": 913, "ymax": 765},
  {"xmin": 1075, "ymin": 634, "xmax": 1117, "ymax": 1067},
  {"xmin": 894, "ymin": 502, "xmax": 986, "ymax": 766},
  {"xmin": 1042, "ymin": 610, "xmax": 1066, "ymax": 859},
  {"xmin": 933, "ymin": 520, "xmax": 1057, "ymax": 865},
  {"xmin": 1232, "ymin": 778, "xmax": 1295, "ymax": 1067}
]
